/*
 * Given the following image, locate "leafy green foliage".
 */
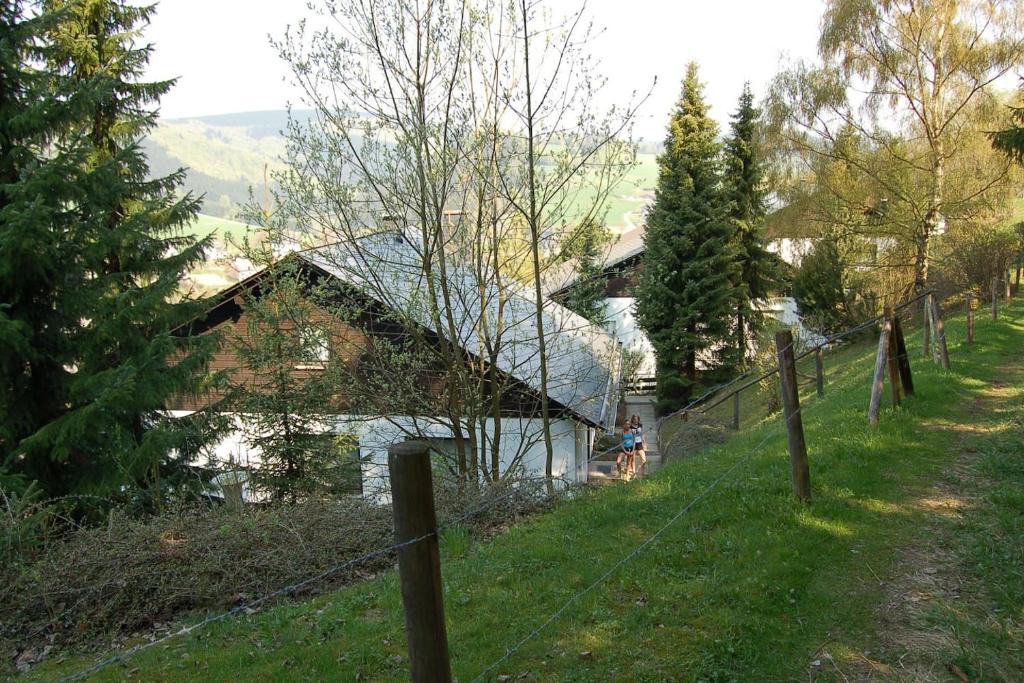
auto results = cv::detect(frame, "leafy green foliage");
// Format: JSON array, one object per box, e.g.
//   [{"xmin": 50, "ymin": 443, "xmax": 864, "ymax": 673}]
[
  {"xmin": 791, "ymin": 239, "xmax": 846, "ymax": 332},
  {"xmin": 0, "ymin": 1, "xmax": 97, "ymax": 492},
  {"xmin": 634, "ymin": 62, "xmax": 738, "ymax": 414},
  {"xmin": 561, "ymin": 219, "xmax": 612, "ymax": 325},
  {"xmin": 991, "ymin": 78, "xmax": 1024, "ymax": 167}
]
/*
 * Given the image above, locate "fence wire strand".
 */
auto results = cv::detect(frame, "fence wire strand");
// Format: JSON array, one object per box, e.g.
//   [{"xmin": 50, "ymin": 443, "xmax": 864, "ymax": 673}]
[
  {"xmin": 55, "ymin": 288, "xmax": 969, "ymax": 682},
  {"xmin": 56, "ymin": 477, "xmax": 559, "ymax": 683},
  {"xmin": 471, "ymin": 346, "xmax": 808, "ymax": 682}
]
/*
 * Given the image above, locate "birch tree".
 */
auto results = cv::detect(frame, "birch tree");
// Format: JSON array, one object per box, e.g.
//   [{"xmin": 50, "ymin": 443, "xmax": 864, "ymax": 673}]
[
  {"xmin": 257, "ymin": 0, "xmax": 637, "ymax": 488},
  {"xmin": 768, "ymin": 0, "xmax": 1024, "ymax": 293}
]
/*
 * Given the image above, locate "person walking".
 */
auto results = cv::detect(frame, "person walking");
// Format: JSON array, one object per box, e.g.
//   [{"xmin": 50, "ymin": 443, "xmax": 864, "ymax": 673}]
[
  {"xmin": 617, "ymin": 420, "xmax": 635, "ymax": 480},
  {"xmin": 631, "ymin": 414, "xmax": 647, "ymax": 478}
]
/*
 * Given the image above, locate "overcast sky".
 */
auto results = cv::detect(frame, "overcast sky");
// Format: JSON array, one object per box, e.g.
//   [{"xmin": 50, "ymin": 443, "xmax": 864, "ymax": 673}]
[{"xmin": 143, "ymin": 0, "xmax": 825, "ymax": 141}]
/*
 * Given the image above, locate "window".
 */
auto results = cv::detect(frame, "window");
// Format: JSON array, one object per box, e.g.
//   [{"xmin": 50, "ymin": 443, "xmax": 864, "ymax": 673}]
[{"xmin": 295, "ymin": 325, "xmax": 330, "ymax": 369}]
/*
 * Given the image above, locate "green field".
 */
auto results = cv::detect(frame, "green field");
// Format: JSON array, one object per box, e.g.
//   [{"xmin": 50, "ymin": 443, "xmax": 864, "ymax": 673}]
[
  {"xmin": 189, "ymin": 213, "xmax": 257, "ymax": 245},
  {"xmin": 32, "ymin": 298, "xmax": 1024, "ymax": 681},
  {"xmin": 567, "ymin": 153, "xmax": 658, "ymax": 231}
]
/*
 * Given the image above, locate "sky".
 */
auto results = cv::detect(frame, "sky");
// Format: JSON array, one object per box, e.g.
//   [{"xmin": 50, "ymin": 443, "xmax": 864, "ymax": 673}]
[{"xmin": 143, "ymin": 0, "xmax": 826, "ymax": 141}]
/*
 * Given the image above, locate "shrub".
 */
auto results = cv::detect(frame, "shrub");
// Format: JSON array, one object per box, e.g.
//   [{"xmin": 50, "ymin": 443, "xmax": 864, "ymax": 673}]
[{"xmin": 0, "ymin": 478, "xmax": 557, "ymax": 673}]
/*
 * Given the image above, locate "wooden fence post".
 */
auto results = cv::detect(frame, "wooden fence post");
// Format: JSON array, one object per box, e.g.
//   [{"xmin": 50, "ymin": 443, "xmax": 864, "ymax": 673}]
[
  {"xmin": 388, "ymin": 441, "xmax": 452, "ymax": 683},
  {"xmin": 922, "ymin": 295, "xmax": 932, "ymax": 359},
  {"xmin": 891, "ymin": 312, "xmax": 914, "ymax": 397},
  {"xmin": 814, "ymin": 347, "xmax": 825, "ymax": 397},
  {"xmin": 885, "ymin": 308, "xmax": 902, "ymax": 407},
  {"xmin": 732, "ymin": 391, "xmax": 740, "ymax": 431},
  {"xmin": 929, "ymin": 295, "xmax": 951, "ymax": 370},
  {"xmin": 966, "ymin": 294, "xmax": 975, "ymax": 344},
  {"xmin": 992, "ymin": 278, "xmax": 999, "ymax": 321},
  {"xmin": 868, "ymin": 315, "xmax": 891, "ymax": 426},
  {"xmin": 775, "ymin": 330, "xmax": 810, "ymax": 502}
]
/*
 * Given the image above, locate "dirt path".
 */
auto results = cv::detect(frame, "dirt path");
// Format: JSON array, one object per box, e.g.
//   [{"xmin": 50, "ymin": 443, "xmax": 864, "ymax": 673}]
[{"xmin": 847, "ymin": 364, "xmax": 1022, "ymax": 681}]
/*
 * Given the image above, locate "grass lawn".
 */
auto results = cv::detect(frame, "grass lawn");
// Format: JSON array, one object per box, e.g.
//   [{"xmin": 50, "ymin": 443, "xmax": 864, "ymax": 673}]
[{"xmin": 30, "ymin": 300, "xmax": 1024, "ymax": 682}]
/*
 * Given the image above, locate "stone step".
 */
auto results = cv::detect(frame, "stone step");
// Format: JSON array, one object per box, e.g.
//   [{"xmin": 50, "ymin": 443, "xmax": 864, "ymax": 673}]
[{"xmin": 587, "ymin": 453, "xmax": 662, "ymax": 483}]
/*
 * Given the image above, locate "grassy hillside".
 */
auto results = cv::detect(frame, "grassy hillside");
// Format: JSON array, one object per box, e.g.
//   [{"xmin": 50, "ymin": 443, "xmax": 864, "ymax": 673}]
[
  {"xmin": 573, "ymin": 153, "xmax": 658, "ymax": 232},
  {"xmin": 33, "ymin": 299, "xmax": 1024, "ymax": 681},
  {"xmin": 148, "ymin": 110, "xmax": 657, "ymax": 231},
  {"xmin": 144, "ymin": 112, "xmax": 296, "ymax": 218}
]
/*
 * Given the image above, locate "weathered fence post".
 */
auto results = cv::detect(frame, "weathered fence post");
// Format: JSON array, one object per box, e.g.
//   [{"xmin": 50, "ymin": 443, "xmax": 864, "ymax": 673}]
[
  {"xmin": 775, "ymin": 330, "xmax": 810, "ymax": 502},
  {"xmin": 885, "ymin": 307, "xmax": 902, "ymax": 407},
  {"xmin": 388, "ymin": 441, "xmax": 452, "ymax": 683},
  {"xmin": 732, "ymin": 390, "xmax": 740, "ymax": 431},
  {"xmin": 992, "ymin": 278, "xmax": 999, "ymax": 321},
  {"xmin": 814, "ymin": 347, "xmax": 825, "ymax": 397},
  {"xmin": 922, "ymin": 295, "xmax": 932, "ymax": 359},
  {"xmin": 966, "ymin": 294, "xmax": 975, "ymax": 344},
  {"xmin": 929, "ymin": 295, "xmax": 951, "ymax": 370},
  {"xmin": 891, "ymin": 312, "xmax": 914, "ymax": 397},
  {"xmin": 868, "ymin": 314, "xmax": 892, "ymax": 426}
]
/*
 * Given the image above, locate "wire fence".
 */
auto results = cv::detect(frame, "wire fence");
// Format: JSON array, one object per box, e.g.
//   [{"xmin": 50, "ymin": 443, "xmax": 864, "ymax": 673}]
[
  {"xmin": 55, "ymin": 477, "xmax": 561, "ymax": 683},
  {"xmin": 472, "ymin": 286, "xmax": 982, "ymax": 680},
  {"xmin": 50, "ymin": 284, "xmax": 1002, "ymax": 682},
  {"xmin": 650, "ymin": 290, "xmax": 935, "ymax": 461}
]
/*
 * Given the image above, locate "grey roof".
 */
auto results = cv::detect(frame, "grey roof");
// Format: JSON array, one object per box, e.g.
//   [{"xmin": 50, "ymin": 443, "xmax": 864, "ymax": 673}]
[{"xmin": 299, "ymin": 233, "xmax": 621, "ymax": 429}]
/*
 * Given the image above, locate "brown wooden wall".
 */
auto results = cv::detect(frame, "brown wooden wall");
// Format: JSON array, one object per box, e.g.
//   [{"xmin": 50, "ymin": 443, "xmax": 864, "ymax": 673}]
[{"xmin": 168, "ymin": 307, "xmax": 372, "ymax": 412}]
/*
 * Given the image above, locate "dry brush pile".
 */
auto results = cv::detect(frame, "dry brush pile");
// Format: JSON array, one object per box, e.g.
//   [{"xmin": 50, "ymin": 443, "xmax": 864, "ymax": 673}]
[{"xmin": 0, "ymin": 479, "xmax": 557, "ymax": 673}]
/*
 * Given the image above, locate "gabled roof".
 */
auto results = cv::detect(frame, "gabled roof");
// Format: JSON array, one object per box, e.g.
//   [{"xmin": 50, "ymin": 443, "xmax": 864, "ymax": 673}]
[
  {"xmin": 544, "ymin": 227, "xmax": 645, "ymax": 297},
  {"xmin": 211, "ymin": 233, "xmax": 621, "ymax": 430},
  {"xmin": 301, "ymin": 233, "xmax": 620, "ymax": 429}
]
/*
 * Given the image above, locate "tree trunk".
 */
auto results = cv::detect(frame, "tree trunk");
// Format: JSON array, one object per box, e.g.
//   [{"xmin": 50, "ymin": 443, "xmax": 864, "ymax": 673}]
[
  {"xmin": 915, "ymin": 157, "xmax": 943, "ymax": 293},
  {"xmin": 520, "ymin": 0, "xmax": 556, "ymax": 491},
  {"xmin": 736, "ymin": 307, "xmax": 746, "ymax": 368}
]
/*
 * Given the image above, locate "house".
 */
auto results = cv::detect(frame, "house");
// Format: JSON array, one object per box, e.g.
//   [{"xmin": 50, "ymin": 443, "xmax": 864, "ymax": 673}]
[
  {"xmin": 546, "ymin": 226, "xmax": 820, "ymax": 392},
  {"xmin": 170, "ymin": 231, "xmax": 621, "ymax": 502}
]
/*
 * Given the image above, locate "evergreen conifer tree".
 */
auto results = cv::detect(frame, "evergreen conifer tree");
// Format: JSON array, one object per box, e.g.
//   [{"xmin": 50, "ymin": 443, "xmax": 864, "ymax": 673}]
[
  {"xmin": 634, "ymin": 62, "xmax": 737, "ymax": 414},
  {"xmin": 0, "ymin": 1, "xmax": 98, "ymax": 491},
  {"xmin": 226, "ymin": 264, "xmax": 358, "ymax": 502},
  {"xmin": 722, "ymin": 83, "xmax": 778, "ymax": 369},
  {"xmin": 564, "ymin": 219, "xmax": 610, "ymax": 325},
  {"xmin": 11, "ymin": 0, "xmax": 220, "ymax": 501}
]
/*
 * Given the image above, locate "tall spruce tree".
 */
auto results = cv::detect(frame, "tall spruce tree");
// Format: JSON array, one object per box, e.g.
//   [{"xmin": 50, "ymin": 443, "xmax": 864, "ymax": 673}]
[
  {"xmin": 634, "ymin": 62, "xmax": 737, "ymax": 414},
  {"xmin": 991, "ymin": 81, "xmax": 1024, "ymax": 164},
  {"xmin": 0, "ymin": 1, "xmax": 98, "ymax": 491},
  {"xmin": 226, "ymin": 265, "xmax": 358, "ymax": 502},
  {"xmin": 11, "ymin": 0, "xmax": 220, "ymax": 501},
  {"xmin": 723, "ymin": 83, "xmax": 778, "ymax": 369}
]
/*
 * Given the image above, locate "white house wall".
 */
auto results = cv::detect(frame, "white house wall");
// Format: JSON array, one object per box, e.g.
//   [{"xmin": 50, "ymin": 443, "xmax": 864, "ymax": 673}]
[
  {"xmin": 167, "ymin": 411, "xmax": 589, "ymax": 505},
  {"xmin": 352, "ymin": 415, "xmax": 587, "ymax": 504},
  {"xmin": 602, "ymin": 297, "xmax": 657, "ymax": 378}
]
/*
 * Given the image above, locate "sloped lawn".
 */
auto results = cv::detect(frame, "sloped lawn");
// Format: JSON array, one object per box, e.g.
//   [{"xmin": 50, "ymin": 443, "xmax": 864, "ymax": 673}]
[{"xmin": 31, "ymin": 299, "xmax": 1024, "ymax": 682}]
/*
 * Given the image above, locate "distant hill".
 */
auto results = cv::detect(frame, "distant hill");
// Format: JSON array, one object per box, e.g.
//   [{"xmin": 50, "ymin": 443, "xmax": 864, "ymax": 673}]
[
  {"xmin": 144, "ymin": 110, "xmax": 316, "ymax": 218},
  {"xmin": 147, "ymin": 109, "xmax": 659, "ymax": 229}
]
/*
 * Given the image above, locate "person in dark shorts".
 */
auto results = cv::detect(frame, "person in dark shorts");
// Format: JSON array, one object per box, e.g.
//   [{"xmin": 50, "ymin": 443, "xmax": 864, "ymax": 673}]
[{"xmin": 617, "ymin": 420, "xmax": 635, "ymax": 480}]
